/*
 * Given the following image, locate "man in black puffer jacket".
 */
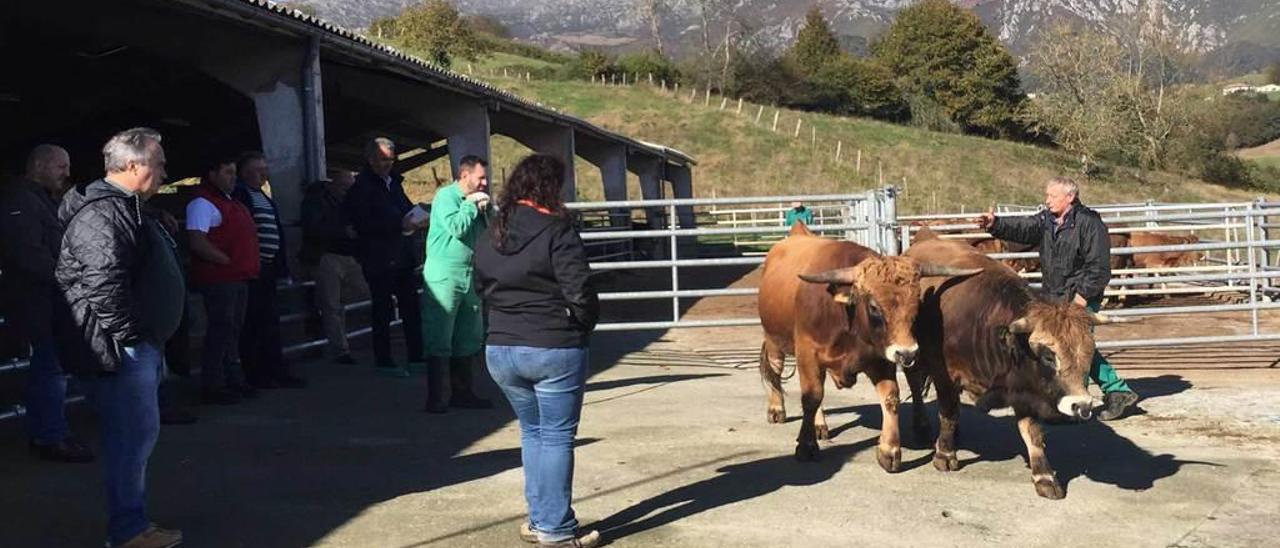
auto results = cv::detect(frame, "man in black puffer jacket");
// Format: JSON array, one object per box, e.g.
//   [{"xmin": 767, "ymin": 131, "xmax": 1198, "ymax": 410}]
[
  {"xmin": 978, "ymin": 176, "xmax": 1139, "ymax": 422},
  {"xmin": 57, "ymin": 128, "xmax": 185, "ymax": 548}
]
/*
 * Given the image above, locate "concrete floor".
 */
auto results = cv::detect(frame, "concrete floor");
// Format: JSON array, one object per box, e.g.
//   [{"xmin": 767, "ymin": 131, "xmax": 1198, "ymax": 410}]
[{"xmin": 3, "ymin": 329, "xmax": 1279, "ymax": 548}]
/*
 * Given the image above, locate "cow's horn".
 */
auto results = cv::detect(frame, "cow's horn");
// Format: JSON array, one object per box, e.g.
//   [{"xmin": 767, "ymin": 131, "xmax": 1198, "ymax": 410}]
[
  {"xmin": 1008, "ymin": 317, "xmax": 1034, "ymax": 334},
  {"xmin": 1089, "ymin": 312, "xmax": 1139, "ymax": 325},
  {"xmin": 918, "ymin": 263, "xmax": 984, "ymax": 278},
  {"xmin": 798, "ymin": 267, "xmax": 858, "ymax": 285}
]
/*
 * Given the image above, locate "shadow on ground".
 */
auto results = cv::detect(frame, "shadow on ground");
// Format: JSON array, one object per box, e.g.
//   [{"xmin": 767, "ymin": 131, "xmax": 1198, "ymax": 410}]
[
  {"xmin": 0, "ymin": 263, "xmax": 761, "ymax": 547},
  {"xmin": 589, "ymin": 436, "xmax": 877, "ymax": 543}
]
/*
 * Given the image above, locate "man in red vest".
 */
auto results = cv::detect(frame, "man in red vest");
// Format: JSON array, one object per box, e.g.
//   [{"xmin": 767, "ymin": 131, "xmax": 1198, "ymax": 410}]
[{"xmin": 185, "ymin": 155, "xmax": 260, "ymax": 405}]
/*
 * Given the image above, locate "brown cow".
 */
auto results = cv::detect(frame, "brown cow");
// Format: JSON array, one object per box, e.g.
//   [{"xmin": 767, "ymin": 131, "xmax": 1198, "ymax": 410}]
[
  {"xmin": 1128, "ymin": 232, "xmax": 1202, "ymax": 269},
  {"xmin": 905, "ymin": 229, "xmax": 1129, "ymax": 499},
  {"xmin": 970, "ymin": 238, "xmax": 1040, "ymax": 273},
  {"xmin": 758, "ymin": 223, "xmax": 978, "ymax": 469}
]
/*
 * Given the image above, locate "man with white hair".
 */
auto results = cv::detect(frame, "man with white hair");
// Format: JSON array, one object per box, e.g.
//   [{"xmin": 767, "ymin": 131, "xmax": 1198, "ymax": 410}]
[
  {"xmin": 346, "ymin": 137, "xmax": 428, "ymax": 377},
  {"xmin": 57, "ymin": 128, "xmax": 186, "ymax": 548},
  {"xmin": 0, "ymin": 144, "xmax": 94, "ymax": 463},
  {"xmin": 977, "ymin": 176, "xmax": 1139, "ymax": 421}
]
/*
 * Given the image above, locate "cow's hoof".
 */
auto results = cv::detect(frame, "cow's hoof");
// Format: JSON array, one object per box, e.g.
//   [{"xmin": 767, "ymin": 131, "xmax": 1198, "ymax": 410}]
[
  {"xmin": 933, "ymin": 451, "xmax": 960, "ymax": 472},
  {"xmin": 795, "ymin": 442, "xmax": 821, "ymax": 462},
  {"xmin": 767, "ymin": 408, "xmax": 786, "ymax": 424},
  {"xmin": 815, "ymin": 423, "xmax": 830, "ymax": 441},
  {"xmin": 1034, "ymin": 478, "xmax": 1065, "ymax": 500},
  {"xmin": 877, "ymin": 447, "xmax": 902, "ymax": 473}
]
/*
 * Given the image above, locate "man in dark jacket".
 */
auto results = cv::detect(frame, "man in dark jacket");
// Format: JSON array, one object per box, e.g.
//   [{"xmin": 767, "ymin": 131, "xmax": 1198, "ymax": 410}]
[
  {"xmin": 57, "ymin": 128, "xmax": 185, "ymax": 548},
  {"xmin": 233, "ymin": 151, "xmax": 305, "ymax": 389},
  {"xmin": 301, "ymin": 169, "xmax": 366, "ymax": 364},
  {"xmin": 0, "ymin": 144, "xmax": 94, "ymax": 463},
  {"xmin": 978, "ymin": 176, "xmax": 1139, "ymax": 421},
  {"xmin": 346, "ymin": 138, "xmax": 427, "ymax": 376}
]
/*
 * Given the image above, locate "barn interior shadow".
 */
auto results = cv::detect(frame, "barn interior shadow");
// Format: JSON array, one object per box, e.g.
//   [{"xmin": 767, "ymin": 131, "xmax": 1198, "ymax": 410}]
[{"xmin": 587, "ymin": 436, "xmax": 877, "ymax": 544}]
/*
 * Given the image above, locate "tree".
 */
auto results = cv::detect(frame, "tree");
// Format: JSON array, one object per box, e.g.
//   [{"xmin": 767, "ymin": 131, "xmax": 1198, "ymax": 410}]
[
  {"xmin": 873, "ymin": 0, "xmax": 1025, "ymax": 138},
  {"xmin": 466, "ymin": 14, "xmax": 511, "ymax": 39},
  {"xmin": 396, "ymin": 0, "xmax": 485, "ymax": 68},
  {"xmin": 814, "ymin": 56, "xmax": 909, "ymax": 121},
  {"xmin": 1027, "ymin": 21, "xmax": 1193, "ymax": 171},
  {"xmin": 787, "ymin": 7, "xmax": 842, "ymax": 77},
  {"xmin": 1266, "ymin": 61, "xmax": 1280, "ymax": 86},
  {"xmin": 617, "ymin": 50, "xmax": 680, "ymax": 83},
  {"xmin": 637, "ymin": 0, "xmax": 667, "ymax": 56},
  {"xmin": 573, "ymin": 50, "xmax": 616, "ymax": 80}
]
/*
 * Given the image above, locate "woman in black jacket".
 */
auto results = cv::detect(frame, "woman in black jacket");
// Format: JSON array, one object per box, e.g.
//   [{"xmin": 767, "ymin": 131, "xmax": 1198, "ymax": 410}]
[{"xmin": 474, "ymin": 154, "xmax": 599, "ymax": 548}]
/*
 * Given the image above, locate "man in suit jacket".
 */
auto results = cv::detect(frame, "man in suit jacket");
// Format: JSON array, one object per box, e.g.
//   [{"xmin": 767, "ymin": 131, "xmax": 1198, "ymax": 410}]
[{"xmin": 345, "ymin": 137, "xmax": 428, "ymax": 376}]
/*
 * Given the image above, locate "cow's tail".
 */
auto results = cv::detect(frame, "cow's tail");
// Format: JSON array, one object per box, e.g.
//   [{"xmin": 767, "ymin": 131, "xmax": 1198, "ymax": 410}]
[{"xmin": 759, "ymin": 340, "xmax": 795, "ymax": 382}]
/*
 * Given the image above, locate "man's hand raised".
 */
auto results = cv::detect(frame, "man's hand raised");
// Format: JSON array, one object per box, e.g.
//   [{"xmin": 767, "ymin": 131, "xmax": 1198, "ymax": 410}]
[{"xmin": 976, "ymin": 205, "xmax": 996, "ymax": 230}]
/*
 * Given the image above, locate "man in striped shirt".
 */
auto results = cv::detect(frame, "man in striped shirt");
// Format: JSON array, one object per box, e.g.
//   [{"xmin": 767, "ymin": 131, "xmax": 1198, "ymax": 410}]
[{"xmin": 234, "ymin": 151, "xmax": 305, "ymax": 389}]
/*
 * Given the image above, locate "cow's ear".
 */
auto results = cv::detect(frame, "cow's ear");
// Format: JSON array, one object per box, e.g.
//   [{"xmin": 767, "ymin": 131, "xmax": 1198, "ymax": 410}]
[
  {"xmin": 833, "ymin": 290, "xmax": 857, "ymax": 306},
  {"xmin": 1008, "ymin": 317, "xmax": 1033, "ymax": 334}
]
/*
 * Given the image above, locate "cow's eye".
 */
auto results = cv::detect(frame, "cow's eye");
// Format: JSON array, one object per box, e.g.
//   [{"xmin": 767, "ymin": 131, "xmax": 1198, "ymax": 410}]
[
  {"xmin": 867, "ymin": 300, "xmax": 884, "ymax": 326},
  {"xmin": 1038, "ymin": 347, "xmax": 1058, "ymax": 370}
]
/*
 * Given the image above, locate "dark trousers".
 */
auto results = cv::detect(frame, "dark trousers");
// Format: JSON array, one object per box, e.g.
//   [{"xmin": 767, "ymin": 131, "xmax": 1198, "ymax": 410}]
[
  {"xmin": 362, "ymin": 263, "xmax": 424, "ymax": 365},
  {"xmin": 241, "ymin": 259, "xmax": 287, "ymax": 383},
  {"xmin": 200, "ymin": 282, "xmax": 248, "ymax": 392}
]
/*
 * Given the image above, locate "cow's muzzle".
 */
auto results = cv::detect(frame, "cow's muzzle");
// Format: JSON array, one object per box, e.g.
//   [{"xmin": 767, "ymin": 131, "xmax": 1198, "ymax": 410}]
[
  {"xmin": 886, "ymin": 345, "xmax": 919, "ymax": 369},
  {"xmin": 1056, "ymin": 395, "xmax": 1095, "ymax": 420}
]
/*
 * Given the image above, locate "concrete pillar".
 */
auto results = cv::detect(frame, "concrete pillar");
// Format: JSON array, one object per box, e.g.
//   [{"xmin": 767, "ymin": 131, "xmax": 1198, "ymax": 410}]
[
  {"xmin": 503, "ymin": 123, "xmax": 577, "ymax": 202},
  {"xmin": 441, "ymin": 102, "xmax": 492, "ymax": 183},
  {"xmin": 301, "ymin": 36, "xmax": 326, "ymax": 185},
  {"xmin": 251, "ymin": 82, "xmax": 308, "ymax": 226},
  {"xmin": 588, "ymin": 144, "xmax": 628, "ymax": 227},
  {"xmin": 630, "ymin": 156, "xmax": 665, "ymax": 229},
  {"xmin": 200, "ymin": 42, "xmax": 317, "ymax": 227},
  {"xmin": 666, "ymin": 163, "xmax": 696, "ymax": 229}
]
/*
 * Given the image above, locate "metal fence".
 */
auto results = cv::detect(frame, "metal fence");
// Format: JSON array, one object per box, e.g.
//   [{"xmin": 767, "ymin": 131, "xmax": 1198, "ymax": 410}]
[
  {"xmin": 567, "ymin": 190, "xmax": 899, "ymax": 331},
  {"xmin": 5, "ymin": 192, "xmax": 1279, "ymax": 420},
  {"xmin": 899, "ymin": 199, "xmax": 1280, "ymax": 349}
]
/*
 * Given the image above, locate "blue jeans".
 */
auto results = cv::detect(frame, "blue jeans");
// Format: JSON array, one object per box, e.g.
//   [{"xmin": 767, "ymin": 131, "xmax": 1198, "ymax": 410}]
[
  {"xmin": 26, "ymin": 338, "xmax": 70, "ymax": 444},
  {"xmin": 486, "ymin": 345, "xmax": 589, "ymax": 543},
  {"xmin": 83, "ymin": 342, "xmax": 163, "ymax": 545}
]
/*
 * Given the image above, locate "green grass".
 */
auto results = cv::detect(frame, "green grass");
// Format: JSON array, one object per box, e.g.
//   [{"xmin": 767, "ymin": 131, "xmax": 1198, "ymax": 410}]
[
  {"xmin": 1251, "ymin": 157, "xmax": 1280, "ymax": 169},
  {"xmin": 468, "ymin": 51, "xmax": 561, "ymax": 74},
  {"xmin": 396, "ymin": 52, "xmax": 1270, "ymax": 214}
]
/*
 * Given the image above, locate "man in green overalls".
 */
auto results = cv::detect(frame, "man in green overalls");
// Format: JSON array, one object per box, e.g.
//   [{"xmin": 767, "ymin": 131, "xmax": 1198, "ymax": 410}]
[{"xmin": 422, "ymin": 155, "xmax": 494, "ymax": 413}]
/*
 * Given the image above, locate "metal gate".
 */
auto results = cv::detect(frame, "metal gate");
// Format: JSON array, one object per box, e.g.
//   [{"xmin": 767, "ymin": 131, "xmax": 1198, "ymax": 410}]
[{"xmin": 569, "ymin": 189, "xmax": 899, "ymax": 331}]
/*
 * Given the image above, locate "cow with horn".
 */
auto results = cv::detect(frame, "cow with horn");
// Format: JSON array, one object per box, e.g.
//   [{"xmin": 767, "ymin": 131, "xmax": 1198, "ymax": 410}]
[
  {"xmin": 905, "ymin": 228, "xmax": 1137, "ymax": 499},
  {"xmin": 757, "ymin": 222, "xmax": 980, "ymax": 469}
]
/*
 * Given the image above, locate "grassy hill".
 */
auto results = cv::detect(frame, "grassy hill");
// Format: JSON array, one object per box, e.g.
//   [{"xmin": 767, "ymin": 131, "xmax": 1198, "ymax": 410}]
[
  {"xmin": 1239, "ymin": 139, "xmax": 1280, "ymax": 170},
  {"xmin": 400, "ymin": 55, "xmax": 1270, "ymax": 214}
]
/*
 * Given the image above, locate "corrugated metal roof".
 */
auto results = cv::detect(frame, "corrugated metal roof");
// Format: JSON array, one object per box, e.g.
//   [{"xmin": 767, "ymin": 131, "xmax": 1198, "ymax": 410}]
[{"xmin": 202, "ymin": 0, "xmax": 694, "ymax": 166}]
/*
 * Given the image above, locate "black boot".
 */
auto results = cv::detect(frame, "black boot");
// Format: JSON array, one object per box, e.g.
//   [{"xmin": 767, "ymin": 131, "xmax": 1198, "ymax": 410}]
[
  {"xmin": 449, "ymin": 355, "xmax": 493, "ymax": 409},
  {"xmin": 424, "ymin": 356, "xmax": 450, "ymax": 414}
]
